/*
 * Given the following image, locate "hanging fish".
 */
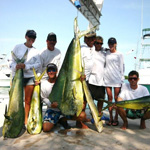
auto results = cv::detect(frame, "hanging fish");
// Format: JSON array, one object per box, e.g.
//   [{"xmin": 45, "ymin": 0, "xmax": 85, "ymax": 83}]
[{"xmin": 2, "ymin": 50, "xmax": 28, "ymax": 138}]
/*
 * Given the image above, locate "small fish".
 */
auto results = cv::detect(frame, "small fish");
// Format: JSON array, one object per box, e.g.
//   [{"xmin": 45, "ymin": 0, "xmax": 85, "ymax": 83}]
[{"xmin": 27, "ymin": 68, "xmax": 46, "ymax": 134}]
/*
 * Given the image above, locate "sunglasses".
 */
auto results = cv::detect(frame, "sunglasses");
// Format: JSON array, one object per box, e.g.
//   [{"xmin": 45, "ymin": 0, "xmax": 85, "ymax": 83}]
[
  {"xmin": 95, "ymin": 42, "xmax": 103, "ymax": 45},
  {"xmin": 128, "ymin": 77, "xmax": 138, "ymax": 81},
  {"xmin": 47, "ymin": 68, "xmax": 56, "ymax": 72}
]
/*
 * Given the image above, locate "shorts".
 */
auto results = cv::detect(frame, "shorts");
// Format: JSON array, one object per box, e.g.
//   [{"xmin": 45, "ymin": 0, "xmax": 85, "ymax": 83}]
[
  {"xmin": 43, "ymin": 109, "xmax": 62, "ymax": 124},
  {"xmin": 23, "ymin": 77, "xmax": 35, "ymax": 86},
  {"xmin": 88, "ymin": 83, "xmax": 105, "ymax": 100},
  {"xmin": 126, "ymin": 109, "xmax": 145, "ymax": 119}
]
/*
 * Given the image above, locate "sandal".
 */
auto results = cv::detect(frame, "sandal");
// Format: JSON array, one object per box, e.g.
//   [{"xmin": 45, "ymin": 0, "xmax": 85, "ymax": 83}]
[
  {"xmin": 106, "ymin": 120, "xmax": 113, "ymax": 126},
  {"xmin": 112, "ymin": 121, "xmax": 119, "ymax": 126}
]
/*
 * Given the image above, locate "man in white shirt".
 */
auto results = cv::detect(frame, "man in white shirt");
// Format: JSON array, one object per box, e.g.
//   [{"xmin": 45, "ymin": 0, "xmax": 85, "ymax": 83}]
[
  {"xmin": 40, "ymin": 32, "xmax": 61, "ymax": 80},
  {"xmin": 88, "ymin": 36, "xmax": 106, "ymax": 116},
  {"xmin": 81, "ymin": 31, "xmax": 96, "ymax": 81},
  {"xmin": 117, "ymin": 70, "xmax": 150, "ymax": 130}
]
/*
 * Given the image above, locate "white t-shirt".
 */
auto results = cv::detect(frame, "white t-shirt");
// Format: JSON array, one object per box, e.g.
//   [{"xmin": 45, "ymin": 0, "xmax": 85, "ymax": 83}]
[
  {"xmin": 41, "ymin": 80, "xmax": 60, "ymax": 111},
  {"xmin": 104, "ymin": 50, "xmax": 125, "ymax": 87},
  {"xmin": 118, "ymin": 83, "xmax": 150, "ymax": 100},
  {"xmin": 81, "ymin": 44, "xmax": 95, "ymax": 81},
  {"xmin": 40, "ymin": 47, "xmax": 61, "ymax": 79},
  {"xmin": 88, "ymin": 48, "xmax": 106, "ymax": 86},
  {"xmin": 9, "ymin": 43, "xmax": 41, "ymax": 78}
]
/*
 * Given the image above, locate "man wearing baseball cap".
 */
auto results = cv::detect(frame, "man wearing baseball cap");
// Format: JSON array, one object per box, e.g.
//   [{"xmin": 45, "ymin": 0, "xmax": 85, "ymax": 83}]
[{"xmin": 40, "ymin": 32, "xmax": 61, "ymax": 80}]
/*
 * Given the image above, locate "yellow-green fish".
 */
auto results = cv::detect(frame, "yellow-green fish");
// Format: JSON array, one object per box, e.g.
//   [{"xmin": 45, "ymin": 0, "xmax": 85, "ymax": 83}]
[
  {"xmin": 82, "ymin": 80, "xmax": 103, "ymax": 132},
  {"xmin": 2, "ymin": 51, "xmax": 28, "ymax": 138},
  {"xmin": 102, "ymin": 96, "xmax": 150, "ymax": 111},
  {"xmin": 27, "ymin": 68, "xmax": 46, "ymax": 134},
  {"xmin": 49, "ymin": 17, "xmax": 96, "ymax": 116}
]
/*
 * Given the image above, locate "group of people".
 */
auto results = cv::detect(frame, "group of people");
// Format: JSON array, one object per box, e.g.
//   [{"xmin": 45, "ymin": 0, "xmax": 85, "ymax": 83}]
[{"xmin": 9, "ymin": 29, "xmax": 150, "ymax": 133}]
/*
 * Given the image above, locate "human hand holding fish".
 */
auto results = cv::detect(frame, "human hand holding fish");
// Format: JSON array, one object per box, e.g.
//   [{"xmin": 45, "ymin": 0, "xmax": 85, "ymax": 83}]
[
  {"xmin": 80, "ymin": 74, "xmax": 86, "ymax": 81},
  {"xmin": 16, "ymin": 63, "xmax": 25, "ymax": 70},
  {"xmin": 51, "ymin": 102, "xmax": 58, "ymax": 108},
  {"xmin": 34, "ymin": 80, "xmax": 40, "ymax": 86}
]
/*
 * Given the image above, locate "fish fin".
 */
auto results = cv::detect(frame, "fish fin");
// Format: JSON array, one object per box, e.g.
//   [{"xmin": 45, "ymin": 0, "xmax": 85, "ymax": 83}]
[
  {"xmin": 72, "ymin": 85, "xmax": 77, "ymax": 99},
  {"xmin": 98, "ymin": 99, "xmax": 112, "ymax": 104},
  {"xmin": 11, "ymin": 51, "xmax": 20, "ymax": 63},
  {"xmin": 11, "ymin": 49, "xmax": 28, "ymax": 63},
  {"xmin": 102, "ymin": 103, "xmax": 113, "ymax": 111},
  {"xmin": 4, "ymin": 105, "xmax": 13, "ymax": 120},
  {"xmin": 74, "ymin": 17, "xmax": 97, "ymax": 39},
  {"xmin": 73, "ymin": 69, "xmax": 85, "ymax": 80},
  {"xmin": 20, "ymin": 50, "xmax": 28, "ymax": 63},
  {"xmin": 4, "ymin": 115, "xmax": 12, "ymax": 120},
  {"xmin": 71, "ymin": 78, "xmax": 80, "ymax": 82},
  {"xmin": 4, "ymin": 105, "xmax": 7, "ymax": 116},
  {"xmin": 38, "ymin": 68, "xmax": 47, "ymax": 81},
  {"xmin": 33, "ymin": 68, "xmax": 38, "ymax": 81}
]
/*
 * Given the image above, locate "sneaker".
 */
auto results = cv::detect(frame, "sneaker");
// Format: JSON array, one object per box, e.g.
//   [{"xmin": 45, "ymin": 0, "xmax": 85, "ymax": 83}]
[
  {"xmin": 101, "ymin": 115, "xmax": 110, "ymax": 121},
  {"xmin": 91, "ymin": 115, "xmax": 110, "ymax": 124}
]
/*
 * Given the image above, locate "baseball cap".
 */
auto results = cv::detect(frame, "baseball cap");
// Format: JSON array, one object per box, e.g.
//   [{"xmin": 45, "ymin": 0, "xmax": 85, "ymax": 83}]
[
  {"xmin": 25, "ymin": 30, "xmax": 36, "ymax": 39},
  {"xmin": 108, "ymin": 37, "xmax": 117, "ymax": 45},
  {"xmin": 47, "ymin": 32, "xmax": 57, "ymax": 41},
  {"xmin": 47, "ymin": 63, "xmax": 57, "ymax": 72},
  {"xmin": 85, "ymin": 31, "xmax": 96, "ymax": 38}
]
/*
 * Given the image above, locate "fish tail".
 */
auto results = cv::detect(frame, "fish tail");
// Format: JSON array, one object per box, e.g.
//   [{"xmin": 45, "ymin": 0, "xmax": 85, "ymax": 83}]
[
  {"xmin": 38, "ymin": 68, "xmax": 47, "ymax": 81},
  {"xmin": 74, "ymin": 17, "xmax": 97, "ymax": 39},
  {"xmin": 33, "ymin": 68, "xmax": 47, "ymax": 81},
  {"xmin": 102, "ymin": 103, "xmax": 114, "ymax": 111},
  {"xmin": 11, "ymin": 49, "xmax": 28, "ymax": 63}
]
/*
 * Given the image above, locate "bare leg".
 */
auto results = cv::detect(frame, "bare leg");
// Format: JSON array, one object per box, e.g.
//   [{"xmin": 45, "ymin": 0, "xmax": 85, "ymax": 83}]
[
  {"xmin": 24, "ymin": 85, "xmax": 34, "ymax": 125},
  {"xmin": 75, "ymin": 111, "xmax": 89, "ymax": 129},
  {"xmin": 118, "ymin": 107, "xmax": 128, "ymax": 130},
  {"xmin": 97, "ymin": 101, "xmax": 103, "ymax": 116},
  {"xmin": 106, "ymin": 87, "xmax": 113, "ymax": 125},
  {"xmin": 43, "ymin": 122, "xmax": 54, "ymax": 132},
  {"xmin": 112, "ymin": 87, "xmax": 121, "ymax": 125},
  {"xmin": 140, "ymin": 111, "xmax": 150, "ymax": 129}
]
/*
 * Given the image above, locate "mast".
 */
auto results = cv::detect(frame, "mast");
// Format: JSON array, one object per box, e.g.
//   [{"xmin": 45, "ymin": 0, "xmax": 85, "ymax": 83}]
[{"xmin": 136, "ymin": 0, "xmax": 144, "ymax": 70}]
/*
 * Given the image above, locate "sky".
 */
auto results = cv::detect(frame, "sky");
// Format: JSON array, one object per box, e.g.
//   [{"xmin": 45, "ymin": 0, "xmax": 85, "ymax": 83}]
[{"xmin": 0, "ymin": 0, "xmax": 150, "ymax": 75}]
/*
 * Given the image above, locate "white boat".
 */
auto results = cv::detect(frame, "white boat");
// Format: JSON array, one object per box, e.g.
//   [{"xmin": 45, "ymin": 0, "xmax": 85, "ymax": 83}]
[
  {"xmin": 136, "ymin": 28, "xmax": 150, "ymax": 92},
  {"xmin": 0, "ymin": 54, "xmax": 11, "ymax": 88}
]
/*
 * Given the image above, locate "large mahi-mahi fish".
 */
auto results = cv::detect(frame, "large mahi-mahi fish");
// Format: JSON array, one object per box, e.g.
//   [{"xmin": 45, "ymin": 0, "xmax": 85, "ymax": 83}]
[
  {"xmin": 115, "ymin": 96, "xmax": 150, "ymax": 111},
  {"xmin": 102, "ymin": 96, "xmax": 150, "ymax": 112},
  {"xmin": 27, "ymin": 68, "xmax": 46, "ymax": 134},
  {"xmin": 49, "ymin": 18, "xmax": 95, "ymax": 116},
  {"xmin": 2, "ymin": 51, "xmax": 28, "ymax": 138}
]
